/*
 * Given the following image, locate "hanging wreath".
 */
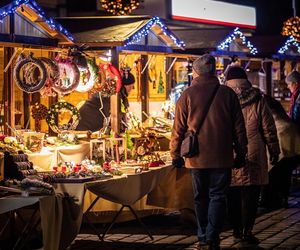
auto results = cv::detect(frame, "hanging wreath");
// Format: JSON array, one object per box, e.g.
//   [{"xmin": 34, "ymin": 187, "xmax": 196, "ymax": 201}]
[
  {"xmin": 76, "ymin": 58, "xmax": 99, "ymax": 93},
  {"xmin": 53, "ymin": 57, "xmax": 80, "ymax": 95},
  {"xmin": 13, "ymin": 53, "xmax": 47, "ymax": 93},
  {"xmin": 46, "ymin": 101, "xmax": 80, "ymax": 134},
  {"xmin": 31, "ymin": 103, "xmax": 48, "ymax": 132},
  {"xmin": 89, "ymin": 65, "xmax": 105, "ymax": 94},
  {"xmin": 39, "ymin": 57, "xmax": 60, "ymax": 97},
  {"xmin": 98, "ymin": 63, "xmax": 122, "ymax": 97}
]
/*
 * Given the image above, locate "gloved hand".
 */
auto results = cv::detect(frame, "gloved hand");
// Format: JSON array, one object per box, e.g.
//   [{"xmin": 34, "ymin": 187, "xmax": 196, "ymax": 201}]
[
  {"xmin": 172, "ymin": 157, "xmax": 185, "ymax": 168},
  {"xmin": 233, "ymin": 155, "xmax": 247, "ymax": 169},
  {"xmin": 270, "ymin": 154, "xmax": 279, "ymax": 165}
]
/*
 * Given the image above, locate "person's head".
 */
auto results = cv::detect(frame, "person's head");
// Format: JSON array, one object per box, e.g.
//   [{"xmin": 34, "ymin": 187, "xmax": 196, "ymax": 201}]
[
  {"xmin": 122, "ymin": 70, "xmax": 135, "ymax": 94},
  {"xmin": 285, "ymin": 70, "xmax": 300, "ymax": 93},
  {"xmin": 225, "ymin": 66, "xmax": 251, "ymax": 95},
  {"xmin": 192, "ymin": 54, "xmax": 216, "ymax": 78}
]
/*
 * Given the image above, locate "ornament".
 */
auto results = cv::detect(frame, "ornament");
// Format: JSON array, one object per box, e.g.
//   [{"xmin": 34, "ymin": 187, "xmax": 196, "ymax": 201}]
[
  {"xmin": 100, "ymin": 0, "xmax": 140, "ymax": 16},
  {"xmin": 282, "ymin": 16, "xmax": 300, "ymax": 42},
  {"xmin": 76, "ymin": 58, "xmax": 98, "ymax": 93},
  {"xmin": 31, "ymin": 103, "xmax": 48, "ymax": 132},
  {"xmin": 98, "ymin": 63, "xmax": 122, "ymax": 97},
  {"xmin": 53, "ymin": 57, "xmax": 80, "ymax": 95},
  {"xmin": 13, "ymin": 53, "xmax": 47, "ymax": 93}
]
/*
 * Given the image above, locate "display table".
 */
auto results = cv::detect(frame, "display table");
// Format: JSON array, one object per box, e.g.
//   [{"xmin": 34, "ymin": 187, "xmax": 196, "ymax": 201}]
[
  {"xmin": 0, "ymin": 164, "xmax": 172, "ymax": 250},
  {"xmin": 27, "ymin": 142, "xmax": 90, "ymax": 170}
]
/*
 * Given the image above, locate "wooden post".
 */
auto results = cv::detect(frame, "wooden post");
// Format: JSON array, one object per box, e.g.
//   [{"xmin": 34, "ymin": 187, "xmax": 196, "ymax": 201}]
[
  {"xmin": 3, "ymin": 47, "xmax": 14, "ymax": 135},
  {"xmin": 110, "ymin": 47, "xmax": 120, "ymax": 133},
  {"xmin": 141, "ymin": 54, "xmax": 149, "ymax": 122},
  {"xmin": 265, "ymin": 60, "xmax": 273, "ymax": 96}
]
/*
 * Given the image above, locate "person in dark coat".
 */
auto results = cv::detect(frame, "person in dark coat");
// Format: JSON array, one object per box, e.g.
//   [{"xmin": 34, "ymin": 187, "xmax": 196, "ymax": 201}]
[
  {"xmin": 170, "ymin": 54, "xmax": 248, "ymax": 250},
  {"xmin": 261, "ymin": 95, "xmax": 300, "ymax": 208},
  {"xmin": 75, "ymin": 93, "xmax": 110, "ymax": 132},
  {"xmin": 225, "ymin": 67, "xmax": 280, "ymax": 245}
]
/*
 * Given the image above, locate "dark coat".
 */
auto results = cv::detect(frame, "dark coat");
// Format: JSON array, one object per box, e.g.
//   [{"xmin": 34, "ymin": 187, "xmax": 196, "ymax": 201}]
[
  {"xmin": 75, "ymin": 93, "xmax": 110, "ymax": 132},
  {"xmin": 170, "ymin": 74, "xmax": 248, "ymax": 169}
]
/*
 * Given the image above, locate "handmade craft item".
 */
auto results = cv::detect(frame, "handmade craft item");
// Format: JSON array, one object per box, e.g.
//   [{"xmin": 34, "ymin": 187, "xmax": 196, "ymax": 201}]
[
  {"xmin": 76, "ymin": 58, "xmax": 99, "ymax": 92},
  {"xmin": 31, "ymin": 103, "xmax": 48, "ymax": 132},
  {"xmin": 13, "ymin": 53, "xmax": 47, "ymax": 93}
]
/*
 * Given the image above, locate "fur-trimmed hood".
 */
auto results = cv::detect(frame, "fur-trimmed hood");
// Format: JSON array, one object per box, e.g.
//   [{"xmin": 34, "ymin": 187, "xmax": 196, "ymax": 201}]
[{"xmin": 238, "ymin": 87, "xmax": 262, "ymax": 108}]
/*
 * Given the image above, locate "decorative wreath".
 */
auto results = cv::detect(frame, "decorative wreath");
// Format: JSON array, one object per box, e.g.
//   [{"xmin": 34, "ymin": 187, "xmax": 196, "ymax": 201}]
[
  {"xmin": 13, "ymin": 53, "xmax": 47, "ymax": 93},
  {"xmin": 53, "ymin": 57, "xmax": 80, "ymax": 95},
  {"xmin": 46, "ymin": 101, "xmax": 80, "ymax": 134},
  {"xmin": 98, "ymin": 63, "xmax": 122, "ymax": 97},
  {"xmin": 39, "ymin": 57, "xmax": 60, "ymax": 97},
  {"xmin": 76, "ymin": 58, "xmax": 99, "ymax": 93},
  {"xmin": 89, "ymin": 65, "xmax": 104, "ymax": 94}
]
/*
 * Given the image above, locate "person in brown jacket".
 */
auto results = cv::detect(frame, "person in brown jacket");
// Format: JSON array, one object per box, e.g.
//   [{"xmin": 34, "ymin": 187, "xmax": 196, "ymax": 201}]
[
  {"xmin": 225, "ymin": 66, "xmax": 280, "ymax": 245},
  {"xmin": 170, "ymin": 54, "xmax": 248, "ymax": 250}
]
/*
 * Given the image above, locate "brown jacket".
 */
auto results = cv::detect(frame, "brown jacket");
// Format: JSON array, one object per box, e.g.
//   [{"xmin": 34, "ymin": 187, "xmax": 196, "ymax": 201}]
[
  {"xmin": 170, "ymin": 75, "xmax": 247, "ymax": 169},
  {"xmin": 231, "ymin": 89, "xmax": 280, "ymax": 186}
]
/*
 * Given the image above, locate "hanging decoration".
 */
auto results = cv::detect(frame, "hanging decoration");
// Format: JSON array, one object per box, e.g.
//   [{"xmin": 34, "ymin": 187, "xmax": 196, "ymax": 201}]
[
  {"xmin": 100, "ymin": 0, "xmax": 140, "ymax": 16},
  {"xmin": 124, "ymin": 16, "xmax": 185, "ymax": 49},
  {"xmin": 282, "ymin": 16, "xmax": 300, "ymax": 42},
  {"xmin": 217, "ymin": 27, "xmax": 258, "ymax": 55},
  {"xmin": 39, "ymin": 57, "xmax": 60, "ymax": 97},
  {"xmin": 46, "ymin": 101, "xmax": 80, "ymax": 134},
  {"xmin": 53, "ymin": 57, "xmax": 80, "ymax": 95},
  {"xmin": 98, "ymin": 63, "xmax": 122, "ymax": 97},
  {"xmin": 278, "ymin": 36, "xmax": 300, "ymax": 54},
  {"xmin": 31, "ymin": 103, "xmax": 48, "ymax": 132},
  {"xmin": 282, "ymin": 0, "xmax": 300, "ymax": 42},
  {"xmin": 0, "ymin": 0, "xmax": 73, "ymax": 41},
  {"xmin": 76, "ymin": 58, "xmax": 98, "ymax": 93},
  {"xmin": 13, "ymin": 53, "xmax": 47, "ymax": 93}
]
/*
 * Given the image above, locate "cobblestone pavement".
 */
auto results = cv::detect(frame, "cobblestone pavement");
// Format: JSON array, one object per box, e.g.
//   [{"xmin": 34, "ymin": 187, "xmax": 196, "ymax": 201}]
[{"xmin": 70, "ymin": 191, "xmax": 300, "ymax": 250}]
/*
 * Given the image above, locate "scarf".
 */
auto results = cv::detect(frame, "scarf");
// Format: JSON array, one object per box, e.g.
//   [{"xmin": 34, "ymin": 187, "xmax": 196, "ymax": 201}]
[{"xmin": 288, "ymin": 85, "xmax": 300, "ymax": 118}]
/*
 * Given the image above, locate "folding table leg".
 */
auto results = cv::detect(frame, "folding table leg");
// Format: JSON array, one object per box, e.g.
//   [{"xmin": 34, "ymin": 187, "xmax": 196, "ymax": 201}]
[
  {"xmin": 101, "ymin": 205, "xmax": 126, "ymax": 240},
  {"xmin": 83, "ymin": 196, "xmax": 102, "ymax": 240},
  {"xmin": 126, "ymin": 205, "xmax": 153, "ymax": 240}
]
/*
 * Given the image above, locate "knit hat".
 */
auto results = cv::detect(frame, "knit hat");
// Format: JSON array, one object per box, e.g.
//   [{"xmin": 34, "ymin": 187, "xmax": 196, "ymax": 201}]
[
  {"xmin": 225, "ymin": 66, "xmax": 252, "ymax": 89},
  {"xmin": 286, "ymin": 70, "xmax": 300, "ymax": 84},
  {"xmin": 225, "ymin": 66, "xmax": 248, "ymax": 81},
  {"xmin": 192, "ymin": 54, "xmax": 216, "ymax": 74}
]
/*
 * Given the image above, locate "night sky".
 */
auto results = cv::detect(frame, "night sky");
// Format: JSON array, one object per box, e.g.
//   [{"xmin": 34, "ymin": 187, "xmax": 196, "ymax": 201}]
[{"xmin": 219, "ymin": 0, "xmax": 300, "ymax": 35}]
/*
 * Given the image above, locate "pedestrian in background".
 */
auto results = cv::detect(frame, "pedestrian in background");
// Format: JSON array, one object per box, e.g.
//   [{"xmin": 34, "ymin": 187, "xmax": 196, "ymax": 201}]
[
  {"xmin": 285, "ymin": 70, "xmax": 300, "ymax": 127},
  {"xmin": 225, "ymin": 66, "xmax": 280, "ymax": 245},
  {"xmin": 170, "ymin": 54, "xmax": 248, "ymax": 250}
]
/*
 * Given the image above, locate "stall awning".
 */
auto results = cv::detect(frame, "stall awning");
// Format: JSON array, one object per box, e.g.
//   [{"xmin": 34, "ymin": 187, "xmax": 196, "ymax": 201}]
[
  {"xmin": 56, "ymin": 16, "xmax": 185, "ymax": 50},
  {"xmin": 0, "ymin": 0, "xmax": 74, "ymax": 46}
]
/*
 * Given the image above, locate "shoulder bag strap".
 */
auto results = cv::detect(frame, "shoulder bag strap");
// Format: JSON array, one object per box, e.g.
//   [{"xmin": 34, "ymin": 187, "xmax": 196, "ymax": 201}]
[{"xmin": 195, "ymin": 84, "xmax": 220, "ymax": 135}]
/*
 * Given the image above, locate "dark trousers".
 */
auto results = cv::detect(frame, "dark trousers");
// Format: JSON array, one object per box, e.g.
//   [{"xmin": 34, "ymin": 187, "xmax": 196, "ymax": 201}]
[
  {"xmin": 227, "ymin": 185, "xmax": 261, "ymax": 233},
  {"xmin": 261, "ymin": 155, "xmax": 300, "ymax": 208},
  {"xmin": 191, "ymin": 168, "xmax": 231, "ymax": 243}
]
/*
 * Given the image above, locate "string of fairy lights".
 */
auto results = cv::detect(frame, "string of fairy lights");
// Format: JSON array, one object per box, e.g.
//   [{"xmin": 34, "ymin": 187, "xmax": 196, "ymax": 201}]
[
  {"xmin": 0, "ymin": 0, "xmax": 74, "ymax": 41},
  {"xmin": 278, "ymin": 36, "xmax": 300, "ymax": 54},
  {"xmin": 217, "ymin": 27, "xmax": 258, "ymax": 55},
  {"xmin": 100, "ymin": 0, "xmax": 140, "ymax": 16},
  {"xmin": 124, "ymin": 16, "xmax": 185, "ymax": 49},
  {"xmin": 282, "ymin": 16, "xmax": 300, "ymax": 42}
]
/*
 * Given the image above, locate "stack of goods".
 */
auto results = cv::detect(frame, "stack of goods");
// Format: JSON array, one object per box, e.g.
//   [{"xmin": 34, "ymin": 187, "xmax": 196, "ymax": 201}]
[{"xmin": 4, "ymin": 152, "xmax": 37, "ymax": 180}]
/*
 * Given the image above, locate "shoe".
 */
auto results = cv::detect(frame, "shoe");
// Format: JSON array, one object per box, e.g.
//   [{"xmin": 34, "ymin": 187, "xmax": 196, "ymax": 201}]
[
  {"xmin": 233, "ymin": 229, "xmax": 242, "ymax": 239},
  {"xmin": 206, "ymin": 240, "xmax": 221, "ymax": 250},
  {"xmin": 242, "ymin": 233, "xmax": 260, "ymax": 245}
]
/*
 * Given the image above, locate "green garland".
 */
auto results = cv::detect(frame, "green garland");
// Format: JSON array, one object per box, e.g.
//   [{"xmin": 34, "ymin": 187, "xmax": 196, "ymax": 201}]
[{"xmin": 46, "ymin": 101, "xmax": 80, "ymax": 134}]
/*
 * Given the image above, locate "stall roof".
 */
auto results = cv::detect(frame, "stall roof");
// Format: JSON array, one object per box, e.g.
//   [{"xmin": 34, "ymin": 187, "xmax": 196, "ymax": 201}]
[
  {"xmin": 0, "ymin": 0, "xmax": 74, "ymax": 46},
  {"xmin": 56, "ymin": 16, "xmax": 185, "ymax": 50}
]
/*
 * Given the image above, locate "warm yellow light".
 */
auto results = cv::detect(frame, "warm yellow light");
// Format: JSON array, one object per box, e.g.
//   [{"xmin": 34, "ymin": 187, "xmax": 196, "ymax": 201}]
[
  {"xmin": 282, "ymin": 16, "xmax": 300, "ymax": 42},
  {"xmin": 100, "ymin": 0, "xmax": 140, "ymax": 16}
]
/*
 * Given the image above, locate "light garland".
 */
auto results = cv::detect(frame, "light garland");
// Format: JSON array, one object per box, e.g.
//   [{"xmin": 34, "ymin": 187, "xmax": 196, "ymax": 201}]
[
  {"xmin": 46, "ymin": 101, "xmax": 80, "ymax": 134},
  {"xmin": 278, "ymin": 36, "xmax": 300, "ymax": 54},
  {"xmin": 100, "ymin": 0, "xmax": 140, "ymax": 16},
  {"xmin": 217, "ymin": 27, "xmax": 258, "ymax": 55},
  {"xmin": 0, "ymin": 0, "xmax": 73, "ymax": 41},
  {"xmin": 282, "ymin": 16, "xmax": 300, "ymax": 42},
  {"xmin": 124, "ymin": 16, "xmax": 185, "ymax": 49}
]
